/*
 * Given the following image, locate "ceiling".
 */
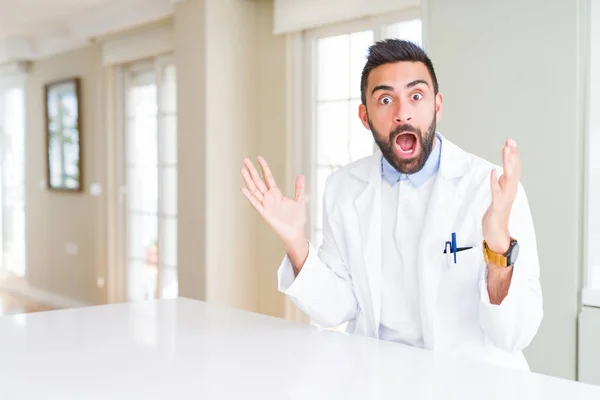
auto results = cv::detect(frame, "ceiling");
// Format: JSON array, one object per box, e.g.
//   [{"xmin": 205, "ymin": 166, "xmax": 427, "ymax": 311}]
[{"xmin": 0, "ymin": 0, "xmax": 178, "ymax": 65}]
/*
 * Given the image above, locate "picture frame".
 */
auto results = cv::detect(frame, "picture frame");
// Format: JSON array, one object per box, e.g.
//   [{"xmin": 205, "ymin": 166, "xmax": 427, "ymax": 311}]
[{"xmin": 44, "ymin": 77, "xmax": 83, "ymax": 192}]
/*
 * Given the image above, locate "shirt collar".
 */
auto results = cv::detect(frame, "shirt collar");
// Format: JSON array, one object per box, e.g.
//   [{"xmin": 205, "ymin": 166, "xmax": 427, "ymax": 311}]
[{"xmin": 381, "ymin": 132, "xmax": 442, "ymax": 187}]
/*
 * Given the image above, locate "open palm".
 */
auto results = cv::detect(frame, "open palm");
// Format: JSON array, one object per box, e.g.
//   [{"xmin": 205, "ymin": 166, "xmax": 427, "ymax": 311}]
[
  {"xmin": 241, "ymin": 157, "xmax": 307, "ymax": 244},
  {"xmin": 482, "ymin": 138, "xmax": 521, "ymax": 254}
]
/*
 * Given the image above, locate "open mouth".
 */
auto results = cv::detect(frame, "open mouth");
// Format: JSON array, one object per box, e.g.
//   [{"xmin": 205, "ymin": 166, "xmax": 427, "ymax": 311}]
[{"xmin": 394, "ymin": 132, "xmax": 418, "ymax": 159}]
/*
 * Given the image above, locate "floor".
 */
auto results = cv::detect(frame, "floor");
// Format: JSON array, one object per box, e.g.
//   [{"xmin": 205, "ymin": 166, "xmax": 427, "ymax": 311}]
[{"xmin": 0, "ymin": 290, "xmax": 54, "ymax": 316}]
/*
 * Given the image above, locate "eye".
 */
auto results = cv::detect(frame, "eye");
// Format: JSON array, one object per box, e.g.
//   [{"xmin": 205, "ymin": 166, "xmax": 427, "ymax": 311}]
[
  {"xmin": 379, "ymin": 96, "xmax": 393, "ymax": 105},
  {"xmin": 411, "ymin": 93, "xmax": 423, "ymax": 101}
]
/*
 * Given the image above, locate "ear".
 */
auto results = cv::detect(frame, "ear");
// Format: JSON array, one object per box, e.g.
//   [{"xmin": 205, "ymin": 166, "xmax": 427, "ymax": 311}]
[
  {"xmin": 358, "ymin": 103, "xmax": 370, "ymax": 130},
  {"xmin": 435, "ymin": 92, "xmax": 443, "ymax": 122}
]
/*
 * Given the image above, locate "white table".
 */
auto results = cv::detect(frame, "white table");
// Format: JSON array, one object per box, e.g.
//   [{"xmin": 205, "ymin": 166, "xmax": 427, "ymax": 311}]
[{"xmin": 0, "ymin": 298, "xmax": 598, "ymax": 399}]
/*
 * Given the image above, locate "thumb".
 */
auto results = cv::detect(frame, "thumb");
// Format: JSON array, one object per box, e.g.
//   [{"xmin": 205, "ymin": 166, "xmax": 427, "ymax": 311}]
[{"xmin": 294, "ymin": 175, "xmax": 306, "ymax": 203}]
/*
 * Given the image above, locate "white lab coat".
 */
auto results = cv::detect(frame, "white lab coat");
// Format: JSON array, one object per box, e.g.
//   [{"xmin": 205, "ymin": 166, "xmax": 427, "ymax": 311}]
[{"xmin": 278, "ymin": 134, "xmax": 543, "ymax": 371}]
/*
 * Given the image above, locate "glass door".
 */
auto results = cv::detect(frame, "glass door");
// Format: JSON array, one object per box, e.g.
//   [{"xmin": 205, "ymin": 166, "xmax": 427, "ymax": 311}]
[
  {"xmin": 123, "ymin": 57, "xmax": 178, "ymax": 301},
  {"xmin": 0, "ymin": 85, "xmax": 26, "ymax": 278}
]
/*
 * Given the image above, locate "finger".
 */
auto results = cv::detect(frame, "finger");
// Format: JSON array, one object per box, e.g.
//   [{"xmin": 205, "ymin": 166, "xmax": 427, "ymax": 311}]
[
  {"xmin": 504, "ymin": 139, "xmax": 521, "ymax": 181},
  {"xmin": 244, "ymin": 158, "xmax": 268, "ymax": 193},
  {"xmin": 241, "ymin": 188, "xmax": 265, "ymax": 215},
  {"xmin": 241, "ymin": 168, "xmax": 264, "ymax": 202},
  {"xmin": 257, "ymin": 156, "xmax": 277, "ymax": 190},
  {"xmin": 490, "ymin": 169, "xmax": 502, "ymax": 199},
  {"xmin": 294, "ymin": 175, "xmax": 306, "ymax": 202},
  {"xmin": 502, "ymin": 145, "xmax": 513, "ymax": 178},
  {"xmin": 509, "ymin": 140, "xmax": 522, "ymax": 177}
]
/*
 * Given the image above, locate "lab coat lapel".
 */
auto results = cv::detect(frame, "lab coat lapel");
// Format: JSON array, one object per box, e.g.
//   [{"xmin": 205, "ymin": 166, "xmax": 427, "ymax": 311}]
[
  {"xmin": 418, "ymin": 136, "xmax": 470, "ymax": 350},
  {"xmin": 352, "ymin": 155, "xmax": 383, "ymax": 336}
]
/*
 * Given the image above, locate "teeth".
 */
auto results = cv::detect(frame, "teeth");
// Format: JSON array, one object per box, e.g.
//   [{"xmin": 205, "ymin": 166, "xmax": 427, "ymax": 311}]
[{"xmin": 399, "ymin": 147, "xmax": 413, "ymax": 154}]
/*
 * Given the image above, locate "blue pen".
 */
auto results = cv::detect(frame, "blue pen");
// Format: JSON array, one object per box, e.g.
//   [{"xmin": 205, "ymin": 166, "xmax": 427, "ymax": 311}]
[{"xmin": 451, "ymin": 232, "xmax": 457, "ymax": 264}]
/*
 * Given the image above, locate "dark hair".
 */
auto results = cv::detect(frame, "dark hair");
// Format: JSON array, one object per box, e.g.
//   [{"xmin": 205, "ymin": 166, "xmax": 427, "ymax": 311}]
[{"xmin": 360, "ymin": 39, "xmax": 439, "ymax": 105}]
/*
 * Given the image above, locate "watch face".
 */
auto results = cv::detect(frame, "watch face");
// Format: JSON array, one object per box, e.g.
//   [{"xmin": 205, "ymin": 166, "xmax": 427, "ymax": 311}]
[{"xmin": 508, "ymin": 241, "xmax": 520, "ymax": 265}]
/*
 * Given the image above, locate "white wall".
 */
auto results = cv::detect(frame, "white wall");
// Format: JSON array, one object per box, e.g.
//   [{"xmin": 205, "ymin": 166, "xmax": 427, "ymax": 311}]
[
  {"xmin": 256, "ymin": 0, "xmax": 289, "ymax": 318},
  {"xmin": 423, "ymin": 0, "xmax": 586, "ymax": 379},
  {"xmin": 204, "ymin": 0, "xmax": 260, "ymax": 310},
  {"xmin": 174, "ymin": 0, "xmax": 208, "ymax": 301},
  {"xmin": 26, "ymin": 44, "xmax": 108, "ymax": 306},
  {"xmin": 174, "ymin": 0, "xmax": 262, "ymax": 309},
  {"xmin": 175, "ymin": 0, "xmax": 288, "ymax": 315}
]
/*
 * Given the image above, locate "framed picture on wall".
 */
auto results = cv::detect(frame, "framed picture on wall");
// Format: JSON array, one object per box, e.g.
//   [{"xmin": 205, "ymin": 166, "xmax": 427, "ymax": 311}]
[{"xmin": 44, "ymin": 77, "xmax": 82, "ymax": 192}]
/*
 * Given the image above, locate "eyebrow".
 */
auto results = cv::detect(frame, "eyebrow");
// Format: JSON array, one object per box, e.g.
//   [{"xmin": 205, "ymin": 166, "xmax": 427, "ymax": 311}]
[
  {"xmin": 371, "ymin": 80, "xmax": 430, "ymax": 96},
  {"xmin": 405, "ymin": 79, "xmax": 430, "ymax": 89},
  {"xmin": 371, "ymin": 84, "xmax": 394, "ymax": 96}
]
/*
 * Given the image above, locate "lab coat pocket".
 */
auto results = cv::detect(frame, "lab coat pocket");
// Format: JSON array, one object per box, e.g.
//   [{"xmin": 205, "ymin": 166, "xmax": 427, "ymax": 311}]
[
  {"xmin": 442, "ymin": 246, "xmax": 485, "ymax": 313},
  {"xmin": 437, "ymin": 246, "xmax": 486, "ymax": 352},
  {"xmin": 446, "ymin": 246, "xmax": 484, "ymax": 282}
]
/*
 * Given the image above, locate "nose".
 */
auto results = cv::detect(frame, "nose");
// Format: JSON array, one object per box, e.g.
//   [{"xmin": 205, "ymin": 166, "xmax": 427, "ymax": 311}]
[{"xmin": 394, "ymin": 101, "xmax": 413, "ymax": 124}]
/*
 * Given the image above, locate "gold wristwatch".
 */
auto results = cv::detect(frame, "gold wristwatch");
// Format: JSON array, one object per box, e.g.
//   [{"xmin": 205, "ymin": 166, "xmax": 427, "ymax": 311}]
[{"xmin": 483, "ymin": 238, "xmax": 519, "ymax": 267}]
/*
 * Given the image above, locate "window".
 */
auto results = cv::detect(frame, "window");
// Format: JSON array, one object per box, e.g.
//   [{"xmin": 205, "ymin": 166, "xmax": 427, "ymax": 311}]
[
  {"xmin": 122, "ymin": 57, "xmax": 178, "ymax": 301},
  {"xmin": 0, "ymin": 83, "xmax": 26, "ymax": 278},
  {"xmin": 305, "ymin": 13, "xmax": 422, "ymax": 249}
]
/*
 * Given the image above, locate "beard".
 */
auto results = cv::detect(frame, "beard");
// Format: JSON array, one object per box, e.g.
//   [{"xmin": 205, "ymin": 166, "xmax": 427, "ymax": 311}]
[{"xmin": 368, "ymin": 112, "xmax": 437, "ymax": 175}]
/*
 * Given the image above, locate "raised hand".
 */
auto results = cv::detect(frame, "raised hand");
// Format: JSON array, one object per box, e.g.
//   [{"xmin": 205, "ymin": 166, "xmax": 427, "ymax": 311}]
[
  {"xmin": 482, "ymin": 138, "xmax": 521, "ymax": 254},
  {"xmin": 240, "ymin": 157, "xmax": 307, "ymax": 246}
]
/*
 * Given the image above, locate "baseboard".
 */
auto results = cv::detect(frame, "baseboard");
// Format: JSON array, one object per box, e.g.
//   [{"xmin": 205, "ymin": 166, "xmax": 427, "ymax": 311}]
[{"xmin": 0, "ymin": 278, "xmax": 88, "ymax": 309}]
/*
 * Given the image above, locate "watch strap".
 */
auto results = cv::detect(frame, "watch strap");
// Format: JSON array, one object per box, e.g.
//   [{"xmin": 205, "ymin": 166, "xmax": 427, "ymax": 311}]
[{"xmin": 482, "ymin": 240, "xmax": 510, "ymax": 267}]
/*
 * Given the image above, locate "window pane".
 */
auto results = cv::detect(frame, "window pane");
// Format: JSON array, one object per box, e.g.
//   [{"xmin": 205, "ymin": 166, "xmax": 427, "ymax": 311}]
[
  {"xmin": 317, "ymin": 34, "xmax": 350, "ymax": 101},
  {"xmin": 161, "ymin": 64, "xmax": 177, "ymax": 114},
  {"xmin": 0, "ymin": 87, "xmax": 26, "ymax": 277},
  {"xmin": 160, "ymin": 217, "xmax": 177, "ymax": 268},
  {"xmin": 160, "ymin": 266, "xmax": 178, "ymax": 299},
  {"xmin": 386, "ymin": 19, "xmax": 422, "ymax": 45},
  {"xmin": 159, "ymin": 115, "xmax": 177, "ymax": 165},
  {"xmin": 349, "ymin": 99, "xmax": 374, "ymax": 161},
  {"xmin": 161, "ymin": 167, "xmax": 177, "ymax": 217},
  {"xmin": 127, "ymin": 259, "xmax": 157, "ymax": 301},
  {"xmin": 128, "ymin": 71, "xmax": 157, "ymax": 117},
  {"xmin": 127, "ymin": 166, "xmax": 158, "ymax": 213},
  {"xmin": 316, "ymin": 101, "xmax": 350, "ymax": 166},
  {"xmin": 127, "ymin": 116, "xmax": 157, "ymax": 167},
  {"xmin": 3, "ymin": 88, "xmax": 25, "ymax": 183},
  {"xmin": 127, "ymin": 68, "xmax": 158, "ymax": 167},
  {"xmin": 350, "ymin": 30, "xmax": 374, "ymax": 99},
  {"xmin": 127, "ymin": 213, "xmax": 158, "ymax": 260},
  {"xmin": 2, "ymin": 206, "xmax": 25, "ymax": 277}
]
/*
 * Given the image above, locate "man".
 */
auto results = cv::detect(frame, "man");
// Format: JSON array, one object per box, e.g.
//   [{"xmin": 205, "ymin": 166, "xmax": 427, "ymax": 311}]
[{"xmin": 240, "ymin": 39, "xmax": 543, "ymax": 370}]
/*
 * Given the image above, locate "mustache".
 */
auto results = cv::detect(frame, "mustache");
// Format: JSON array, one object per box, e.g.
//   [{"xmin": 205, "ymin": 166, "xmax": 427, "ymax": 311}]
[{"xmin": 390, "ymin": 124, "xmax": 421, "ymax": 139}]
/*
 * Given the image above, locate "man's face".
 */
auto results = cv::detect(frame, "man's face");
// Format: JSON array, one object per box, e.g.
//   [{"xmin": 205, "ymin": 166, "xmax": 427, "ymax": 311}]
[{"xmin": 359, "ymin": 61, "xmax": 443, "ymax": 174}]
